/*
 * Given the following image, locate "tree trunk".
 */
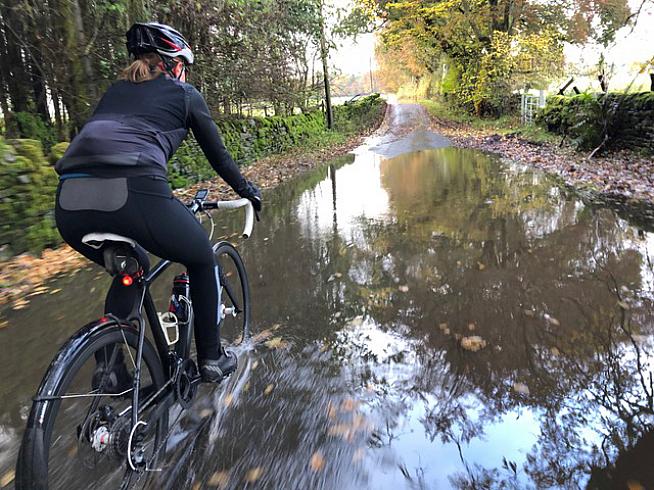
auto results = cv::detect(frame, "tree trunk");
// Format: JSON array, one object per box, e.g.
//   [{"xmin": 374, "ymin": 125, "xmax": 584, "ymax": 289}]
[
  {"xmin": 0, "ymin": 3, "xmax": 31, "ymax": 112},
  {"xmin": 71, "ymin": 0, "xmax": 97, "ymax": 103},
  {"xmin": 318, "ymin": 3, "xmax": 333, "ymax": 130}
]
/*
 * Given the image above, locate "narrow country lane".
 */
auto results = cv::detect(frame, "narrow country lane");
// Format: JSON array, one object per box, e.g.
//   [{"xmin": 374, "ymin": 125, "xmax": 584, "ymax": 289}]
[{"xmin": 1, "ymin": 104, "xmax": 654, "ymax": 489}]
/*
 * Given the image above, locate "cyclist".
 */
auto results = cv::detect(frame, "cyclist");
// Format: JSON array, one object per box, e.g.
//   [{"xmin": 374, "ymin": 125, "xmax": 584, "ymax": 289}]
[{"xmin": 54, "ymin": 22, "xmax": 260, "ymax": 384}]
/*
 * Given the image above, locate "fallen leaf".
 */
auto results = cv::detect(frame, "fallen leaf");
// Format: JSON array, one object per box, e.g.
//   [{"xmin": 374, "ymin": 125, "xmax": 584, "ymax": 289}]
[
  {"xmin": 49, "ymin": 288, "xmax": 62, "ymax": 295},
  {"xmin": 478, "ymin": 262, "xmax": 486, "ymax": 271},
  {"xmin": 0, "ymin": 319, "xmax": 8, "ymax": 329},
  {"xmin": 398, "ymin": 285, "xmax": 409, "ymax": 292},
  {"xmin": 334, "ymin": 272, "xmax": 343, "ymax": 278},
  {"xmin": 192, "ymin": 482, "xmax": 201, "ymax": 490},
  {"xmin": 551, "ymin": 347, "xmax": 560, "ymax": 356},
  {"xmin": 460, "ymin": 336, "xmax": 487, "ymax": 352},
  {"xmin": 438, "ymin": 322, "xmax": 448, "ymax": 331},
  {"xmin": 245, "ymin": 467, "xmax": 263, "ymax": 483},
  {"xmin": 310, "ymin": 451, "xmax": 325, "ymax": 471},
  {"xmin": 327, "ymin": 402, "xmax": 337, "ymax": 419},
  {"xmin": 617, "ymin": 301, "xmax": 630, "ymax": 310},
  {"xmin": 264, "ymin": 384, "xmax": 274, "ymax": 396},
  {"xmin": 524, "ymin": 309, "xmax": 535, "ymax": 317},
  {"xmin": 0, "ymin": 470, "xmax": 15, "ymax": 487},
  {"xmin": 341, "ymin": 398, "xmax": 358, "ymax": 412},
  {"xmin": 224, "ymin": 394, "xmax": 234, "ymax": 407},
  {"xmin": 627, "ymin": 480, "xmax": 645, "ymax": 490},
  {"xmin": 513, "ymin": 382, "xmax": 530, "ymax": 395},
  {"xmin": 544, "ymin": 314, "xmax": 560, "ymax": 326},
  {"xmin": 208, "ymin": 470, "xmax": 230, "ymax": 487},
  {"xmin": 252, "ymin": 361, "xmax": 259, "ymax": 370},
  {"xmin": 468, "ymin": 322, "xmax": 476, "ymax": 331},
  {"xmin": 264, "ymin": 337, "xmax": 287, "ymax": 349}
]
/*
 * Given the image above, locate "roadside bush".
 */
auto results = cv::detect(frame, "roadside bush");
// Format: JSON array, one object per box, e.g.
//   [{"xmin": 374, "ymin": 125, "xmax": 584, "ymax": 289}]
[
  {"xmin": 537, "ymin": 92, "xmax": 654, "ymax": 153},
  {"xmin": 5, "ymin": 112, "xmax": 58, "ymax": 151},
  {"xmin": 0, "ymin": 138, "xmax": 60, "ymax": 256}
]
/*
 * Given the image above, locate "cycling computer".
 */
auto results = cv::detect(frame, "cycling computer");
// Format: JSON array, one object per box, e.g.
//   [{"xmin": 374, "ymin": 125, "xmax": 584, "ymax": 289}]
[{"xmin": 194, "ymin": 189, "xmax": 208, "ymax": 201}]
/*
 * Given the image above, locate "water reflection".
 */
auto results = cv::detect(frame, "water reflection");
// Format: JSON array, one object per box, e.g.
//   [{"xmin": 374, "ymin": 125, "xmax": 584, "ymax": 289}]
[{"xmin": 1, "ymin": 146, "xmax": 653, "ymax": 489}]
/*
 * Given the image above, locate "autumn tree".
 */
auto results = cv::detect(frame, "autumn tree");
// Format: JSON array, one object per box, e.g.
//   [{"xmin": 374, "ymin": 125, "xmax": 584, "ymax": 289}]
[{"xmin": 359, "ymin": 0, "xmax": 636, "ymax": 115}]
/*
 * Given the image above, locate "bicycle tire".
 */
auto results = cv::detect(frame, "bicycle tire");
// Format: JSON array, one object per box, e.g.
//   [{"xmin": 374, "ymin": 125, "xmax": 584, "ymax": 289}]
[
  {"xmin": 16, "ymin": 318, "xmax": 168, "ymax": 490},
  {"xmin": 213, "ymin": 241, "xmax": 251, "ymax": 342}
]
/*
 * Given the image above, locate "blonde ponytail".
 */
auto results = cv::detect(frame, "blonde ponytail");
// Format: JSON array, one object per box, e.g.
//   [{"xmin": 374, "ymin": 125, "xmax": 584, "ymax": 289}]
[{"xmin": 121, "ymin": 52, "xmax": 162, "ymax": 83}]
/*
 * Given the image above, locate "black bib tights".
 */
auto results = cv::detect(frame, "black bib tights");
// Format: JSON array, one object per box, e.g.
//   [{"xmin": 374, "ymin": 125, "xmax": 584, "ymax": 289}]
[{"xmin": 55, "ymin": 176, "xmax": 222, "ymax": 360}]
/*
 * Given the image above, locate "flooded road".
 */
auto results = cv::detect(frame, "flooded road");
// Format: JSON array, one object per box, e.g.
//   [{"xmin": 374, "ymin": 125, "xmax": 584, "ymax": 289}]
[{"xmin": 1, "ymin": 104, "xmax": 654, "ymax": 489}]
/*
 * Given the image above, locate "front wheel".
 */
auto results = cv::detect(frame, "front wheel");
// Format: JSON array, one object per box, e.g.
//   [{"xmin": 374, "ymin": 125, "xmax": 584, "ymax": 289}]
[
  {"xmin": 16, "ymin": 319, "xmax": 168, "ymax": 490},
  {"xmin": 214, "ymin": 241, "xmax": 251, "ymax": 343}
]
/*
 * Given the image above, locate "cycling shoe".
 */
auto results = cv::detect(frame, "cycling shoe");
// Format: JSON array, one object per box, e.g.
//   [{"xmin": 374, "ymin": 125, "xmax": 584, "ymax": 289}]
[{"xmin": 199, "ymin": 349, "xmax": 237, "ymax": 383}]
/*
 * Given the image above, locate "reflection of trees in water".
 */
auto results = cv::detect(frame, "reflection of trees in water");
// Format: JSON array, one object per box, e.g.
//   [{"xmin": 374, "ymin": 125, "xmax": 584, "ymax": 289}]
[
  {"xmin": 349, "ymin": 149, "xmax": 654, "ymax": 487},
  {"xmin": 241, "ymin": 148, "xmax": 653, "ymax": 487}
]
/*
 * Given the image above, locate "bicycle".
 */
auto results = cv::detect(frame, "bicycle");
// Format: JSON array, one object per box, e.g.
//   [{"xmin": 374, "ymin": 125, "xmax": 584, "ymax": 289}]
[{"xmin": 16, "ymin": 189, "xmax": 254, "ymax": 490}]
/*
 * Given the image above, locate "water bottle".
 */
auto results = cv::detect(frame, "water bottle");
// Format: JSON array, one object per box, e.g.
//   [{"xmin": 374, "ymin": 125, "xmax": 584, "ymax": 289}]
[
  {"xmin": 168, "ymin": 272, "xmax": 191, "ymax": 352},
  {"xmin": 170, "ymin": 272, "xmax": 190, "ymax": 323}
]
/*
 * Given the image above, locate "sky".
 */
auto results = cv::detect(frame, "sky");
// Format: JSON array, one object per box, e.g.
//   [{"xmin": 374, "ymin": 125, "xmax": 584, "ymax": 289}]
[{"xmin": 330, "ymin": 0, "xmax": 654, "ymax": 90}]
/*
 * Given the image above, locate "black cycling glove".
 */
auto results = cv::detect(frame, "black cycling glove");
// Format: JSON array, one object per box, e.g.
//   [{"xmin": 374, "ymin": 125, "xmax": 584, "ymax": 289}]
[{"xmin": 237, "ymin": 180, "xmax": 262, "ymax": 213}]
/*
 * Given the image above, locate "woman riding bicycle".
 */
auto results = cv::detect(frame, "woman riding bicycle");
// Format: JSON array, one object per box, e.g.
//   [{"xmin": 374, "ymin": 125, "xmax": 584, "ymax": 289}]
[{"xmin": 54, "ymin": 22, "xmax": 260, "ymax": 384}]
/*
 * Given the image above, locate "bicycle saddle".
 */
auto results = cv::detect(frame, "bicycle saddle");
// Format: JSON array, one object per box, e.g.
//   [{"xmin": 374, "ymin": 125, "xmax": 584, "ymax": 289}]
[{"xmin": 82, "ymin": 233, "xmax": 141, "ymax": 277}]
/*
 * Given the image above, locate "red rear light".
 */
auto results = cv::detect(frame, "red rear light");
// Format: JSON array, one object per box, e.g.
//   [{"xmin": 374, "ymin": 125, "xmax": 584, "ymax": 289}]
[{"xmin": 121, "ymin": 275, "xmax": 134, "ymax": 287}]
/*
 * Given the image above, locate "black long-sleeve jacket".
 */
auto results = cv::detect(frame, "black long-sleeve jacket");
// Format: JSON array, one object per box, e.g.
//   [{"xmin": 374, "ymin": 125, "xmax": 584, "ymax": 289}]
[{"xmin": 55, "ymin": 75, "xmax": 249, "ymax": 194}]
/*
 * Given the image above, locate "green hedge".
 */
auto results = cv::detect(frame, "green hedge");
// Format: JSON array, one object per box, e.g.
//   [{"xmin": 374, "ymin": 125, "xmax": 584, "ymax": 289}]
[
  {"xmin": 169, "ymin": 94, "xmax": 386, "ymax": 188},
  {"xmin": 537, "ymin": 92, "xmax": 654, "ymax": 152},
  {"xmin": 1, "ymin": 95, "xmax": 386, "ymax": 255},
  {"xmin": 0, "ymin": 139, "xmax": 60, "ymax": 257}
]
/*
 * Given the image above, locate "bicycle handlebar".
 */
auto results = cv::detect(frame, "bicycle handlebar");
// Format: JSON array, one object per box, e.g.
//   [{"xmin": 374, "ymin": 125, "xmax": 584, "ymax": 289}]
[
  {"xmin": 188, "ymin": 192, "xmax": 254, "ymax": 239},
  {"xmin": 205, "ymin": 198, "xmax": 254, "ymax": 239}
]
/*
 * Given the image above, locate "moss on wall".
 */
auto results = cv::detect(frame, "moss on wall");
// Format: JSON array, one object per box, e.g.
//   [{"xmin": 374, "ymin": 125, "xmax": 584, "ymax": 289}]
[{"xmin": 538, "ymin": 92, "xmax": 654, "ymax": 153}]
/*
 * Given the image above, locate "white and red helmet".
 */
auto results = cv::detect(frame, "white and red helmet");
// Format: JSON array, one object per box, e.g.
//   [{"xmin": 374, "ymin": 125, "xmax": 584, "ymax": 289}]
[{"xmin": 126, "ymin": 22, "xmax": 194, "ymax": 66}]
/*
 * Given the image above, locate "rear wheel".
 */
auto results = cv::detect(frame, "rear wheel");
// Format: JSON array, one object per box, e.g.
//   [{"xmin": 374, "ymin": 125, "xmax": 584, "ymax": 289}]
[
  {"xmin": 17, "ymin": 321, "xmax": 168, "ymax": 490},
  {"xmin": 213, "ymin": 241, "xmax": 251, "ymax": 344}
]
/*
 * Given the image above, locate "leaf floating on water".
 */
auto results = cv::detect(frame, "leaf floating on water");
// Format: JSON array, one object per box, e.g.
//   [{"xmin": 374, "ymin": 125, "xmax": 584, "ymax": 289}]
[
  {"xmin": 224, "ymin": 394, "xmax": 234, "ymax": 408},
  {"xmin": 477, "ymin": 262, "xmax": 486, "ymax": 271},
  {"xmin": 264, "ymin": 384, "xmax": 274, "ymax": 396},
  {"xmin": 468, "ymin": 322, "xmax": 476, "ymax": 331},
  {"xmin": 398, "ymin": 285, "xmax": 409, "ymax": 293},
  {"xmin": 12, "ymin": 298, "xmax": 29, "ymax": 310},
  {"xmin": 251, "ymin": 329, "xmax": 274, "ymax": 343},
  {"xmin": 200, "ymin": 408, "xmax": 213, "ymax": 418},
  {"xmin": 252, "ymin": 360, "xmax": 259, "ymax": 370},
  {"xmin": 544, "ymin": 314, "xmax": 560, "ymax": 326},
  {"xmin": 334, "ymin": 272, "xmax": 343, "ymax": 279},
  {"xmin": 334, "ymin": 312, "xmax": 342, "ymax": 319},
  {"xmin": 551, "ymin": 347, "xmax": 561, "ymax": 356},
  {"xmin": 327, "ymin": 402, "xmax": 338, "ymax": 419},
  {"xmin": 460, "ymin": 336, "xmax": 487, "ymax": 352},
  {"xmin": 524, "ymin": 309, "xmax": 535, "ymax": 317},
  {"xmin": 245, "ymin": 467, "xmax": 263, "ymax": 483},
  {"xmin": 49, "ymin": 288, "xmax": 62, "ymax": 295},
  {"xmin": 264, "ymin": 337, "xmax": 287, "ymax": 349},
  {"xmin": 0, "ymin": 470, "xmax": 15, "ymax": 487},
  {"xmin": 626, "ymin": 480, "xmax": 645, "ymax": 490},
  {"xmin": 341, "ymin": 398, "xmax": 358, "ymax": 412},
  {"xmin": 192, "ymin": 482, "xmax": 201, "ymax": 490},
  {"xmin": 617, "ymin": 301, "xmax": 630, "ymax": 310},
  {"xmin": 208, "ymin": 469, "xmax": 230, "ymax": 488},
  {"xmin": 348, "ymin": 316, "xmax": 364, "ymax": 327},
  {"xmin": 352, "ymin": 448, "xmax": 365, "ymax": 462},
  {"xmin": 513, "ymin": 382, "xmax": 530, "ymax": 396},
  {"xmin": 309, "ymin": 451, "xmax": 326, "ymax": 471},
  {"xmin": 0, "ymin": 319, "xmax": 8, "ymax": 329}
]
